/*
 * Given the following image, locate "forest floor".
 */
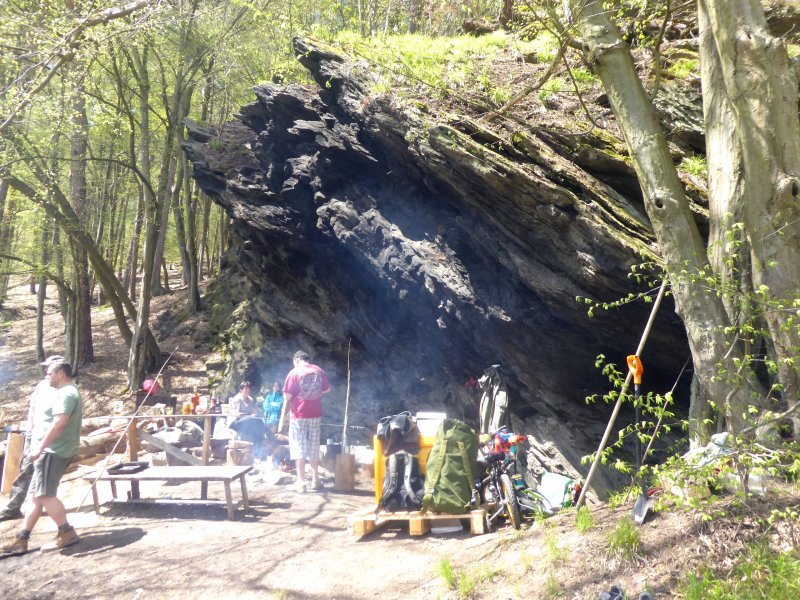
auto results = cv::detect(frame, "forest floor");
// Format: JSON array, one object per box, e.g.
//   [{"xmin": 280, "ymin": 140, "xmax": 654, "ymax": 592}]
[{"xmin": 1, "ymin": 276, "xmax": 799, "ymax": 600}]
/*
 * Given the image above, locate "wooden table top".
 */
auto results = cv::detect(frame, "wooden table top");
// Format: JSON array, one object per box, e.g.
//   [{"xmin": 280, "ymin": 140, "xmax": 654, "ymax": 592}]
[{"xmin": 85, "ymin": 465, "xmax": 253, "ymax": 482}]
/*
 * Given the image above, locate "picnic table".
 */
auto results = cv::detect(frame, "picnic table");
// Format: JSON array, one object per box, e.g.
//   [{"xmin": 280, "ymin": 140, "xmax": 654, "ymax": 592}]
[{"xmin": 84, "ymin": 465, "xmax": 252, "ymax": 520}]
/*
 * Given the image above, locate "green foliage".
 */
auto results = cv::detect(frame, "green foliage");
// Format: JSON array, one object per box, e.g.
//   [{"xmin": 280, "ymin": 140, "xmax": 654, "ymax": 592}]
[
  {"xmin": 667, "ymin": 58, "xmax": 699, "ymax": 80},
  {"xmin": 458, "ymin": 571, "xmax": 476, "ymax": 598},
  {"xmin": 606, "ymin": 517, "xmax": 641, "ymax": 563},
  {"xmin": 575, "ymin": 506, "xmax": 595, "ymax": 533},
  {"xmin": 543, "ymin": 572, "xmax": 564, "ymax": 599},
  {"xmin": 538, "ymin": 77, "xmax": 565, "ymax": 103},
  {"xmin": 437, "ymin": 557, "xmax": 457, "ymax": 590},
  {"xmin": 570, "ymin": 66, "xmax": 597, "ymax": 85},
  {"xmin": 606, "ymin": 486, "xmax": 636, "ymax": 508},
  {"xmin": 544, "ymin": 523, "xmax": 568, "ymax": 563},
  {"xmin": 331, "ymin": 30, "xmax": 550, "ymax": 107},
  {"xmin": 682, "ymin": 543, "xmax": 800, "ymax": 599},
  {"xmin": 437, "ymin": 557, "xmax": 501, "ymax": 599},
  {"xmin": 680, "ymin": 155, "xmax": 707, "ymax": 178}
]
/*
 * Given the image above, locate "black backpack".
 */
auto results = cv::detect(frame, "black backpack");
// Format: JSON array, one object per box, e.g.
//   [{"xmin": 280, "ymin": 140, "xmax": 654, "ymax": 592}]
[
  {"xmin": 376, "ymin": 411, "xmax": 421, "ymax": 456},
  {"xmin": 377, "ymin": 451, "xmax": 425, "ymax": 512}
]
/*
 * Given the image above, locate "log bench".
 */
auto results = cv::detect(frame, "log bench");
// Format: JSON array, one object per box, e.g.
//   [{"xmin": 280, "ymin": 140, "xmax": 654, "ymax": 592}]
[{"xmin": 84, "ymin": 465, "xmax": 252, "ymax": 520}]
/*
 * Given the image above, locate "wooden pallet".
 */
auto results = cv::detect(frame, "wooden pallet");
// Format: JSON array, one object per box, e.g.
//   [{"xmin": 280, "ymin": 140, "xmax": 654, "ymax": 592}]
[{"xmin": 348, "ymin": 507, "xmax": 487, "ymax": 538}]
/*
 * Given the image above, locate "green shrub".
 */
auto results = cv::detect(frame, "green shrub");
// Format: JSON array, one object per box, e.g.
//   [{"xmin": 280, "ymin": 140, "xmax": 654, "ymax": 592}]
[
  {"xmin": 458, "ymin": 571, "xmax": 476, "ymax": 598},
  {"xmin": 682, "ymin": 543, "xmax": 800, "ymax": 599},
  {"xmin": 538, "ymin": 77, "xmax": 565, "ymax": 103},
  {"xmin": 680, "ymin": 155, "xmax": 707, "ymax": 177},
  {"xmin": 668, "ymin": 57, "xmax": 699, "ymax": 79},
  {"xmin": 575, "ymin": 506, "xmax": 595, "ymax": 533},
  {"xmin": 606, "ymin": 517, "xmax": 641, "ymax": 563},
  {"xmin": 437, "ymin": 557, "xmax": 457, "ymax": 590},
  {"xmin": 543, "ymin": 572, "xmax": 563, "ymax": 599}
]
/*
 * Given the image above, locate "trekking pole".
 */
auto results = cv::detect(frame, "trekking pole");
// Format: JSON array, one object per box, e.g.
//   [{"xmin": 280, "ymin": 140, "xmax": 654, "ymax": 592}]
[
  {"xmin": 576, "ymin": 280, "xmax": 667, "ymax": 509},
  {"xmin": 342, "ymin": 338, "xmax": 352, "ymax": 452},
  {"xmin": 76, "ymin": 346, "xmax": 179, "ymax": 513}
]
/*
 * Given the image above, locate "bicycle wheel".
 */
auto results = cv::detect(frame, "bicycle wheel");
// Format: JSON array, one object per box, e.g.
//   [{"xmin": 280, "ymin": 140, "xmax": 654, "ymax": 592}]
[
  {"xmin": 500, "ymin": 473, "xmax": 522, "ymax": 530},
  {"xmin": 518, "ymin": 488, "xmax": 550, "ymax": 517}
]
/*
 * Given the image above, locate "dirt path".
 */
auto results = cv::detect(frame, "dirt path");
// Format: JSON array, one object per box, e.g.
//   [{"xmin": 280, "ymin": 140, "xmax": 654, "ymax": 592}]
[{"xmin": 1, "ymin": 471, "xmax": 484, "ymax": 600}]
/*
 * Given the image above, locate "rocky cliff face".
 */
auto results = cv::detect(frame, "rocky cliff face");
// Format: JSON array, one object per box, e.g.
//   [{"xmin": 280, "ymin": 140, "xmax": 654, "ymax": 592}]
[{"xmin": 184, "ymin": 38, "xmax": 693, "ymax": 495}]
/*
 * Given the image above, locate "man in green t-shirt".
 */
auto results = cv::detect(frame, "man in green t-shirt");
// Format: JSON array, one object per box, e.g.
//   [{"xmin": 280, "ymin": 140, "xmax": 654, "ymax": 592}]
[{"xmin": 1, "ymin": 360, "xmax": 82, "ymax": 556}]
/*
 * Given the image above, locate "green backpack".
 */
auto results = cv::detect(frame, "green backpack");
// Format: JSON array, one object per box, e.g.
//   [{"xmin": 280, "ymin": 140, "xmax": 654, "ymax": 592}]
[{"xmin": 422, "ymin": 419, "xmax": 480, "ymax": 514}]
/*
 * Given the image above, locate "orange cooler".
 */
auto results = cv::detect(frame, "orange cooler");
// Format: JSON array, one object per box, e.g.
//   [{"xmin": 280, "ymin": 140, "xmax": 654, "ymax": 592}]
[{"xmin": 373, "ymin": 434, "xmax": 436, "ymax": 503}]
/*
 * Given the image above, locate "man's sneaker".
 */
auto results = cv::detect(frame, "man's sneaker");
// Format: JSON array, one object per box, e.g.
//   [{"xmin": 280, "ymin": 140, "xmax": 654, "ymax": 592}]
[
  {"xmin": 1, "ymin": 535, "xmax": 29, "ymax": 556},
  {"xmin": 53, "ymin": 527, "xmax": 80, "ymax": 549},
  {"xmin": 311, "ymin": 480, "xmax": 324, "ymax": 491},
  {"xmin": 0, "ymin": 510, "xmax": 23, "ymax": 522},
  {"xmin": 294, "ymin": 480, "xmax": 307, "ymax": 493}
]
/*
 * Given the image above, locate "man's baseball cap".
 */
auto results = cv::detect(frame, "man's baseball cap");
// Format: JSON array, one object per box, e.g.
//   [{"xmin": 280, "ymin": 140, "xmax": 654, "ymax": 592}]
[{"xmin": 40, "ymin": 355, "xmax": 65, "ymax": 366}]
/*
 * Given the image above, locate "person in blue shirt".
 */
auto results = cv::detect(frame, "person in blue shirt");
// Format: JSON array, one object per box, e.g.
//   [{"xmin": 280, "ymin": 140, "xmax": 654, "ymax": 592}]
[{"xmin": 262, "ymin": 381, "xmax": 284, "ymax": 433}]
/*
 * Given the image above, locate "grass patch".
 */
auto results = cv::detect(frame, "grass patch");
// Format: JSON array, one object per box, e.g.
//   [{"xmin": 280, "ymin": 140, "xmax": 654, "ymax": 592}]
[
  {"xmin": 458, "ymin": 570, "xmax": 477, "ymax": 598},
  {"xmin": 681, "ymin": 543, "xmax": 800, "ymax": 599},
  {"xmin": 606, "ymin": 517, "xmax": 641, "ymax": 563},
  {"xmin": 437, "ymin": 557, "xmax": 457, "ymax": 590},
  {"xmin": 329, "ymin": 30, "xmax": 554, "ymax": 104},
  {"xmin": 519, "ymin": 550, "xmax": 535, "ymax": 573},
  {"xmin": 570, "ymin": 65, "xmax": 597, "ymax": 85},
  {"xmin": 575, "ymin": 506, "xmax": 595, "ymax": 533},
  {"xmin": 437, "ymin": 558, "xmax": 501, "ymax": 598},
  {"xmin": 538, "ymin": 76, "xmax": 566, "ymax": 103},
  {"xmin": 543, "ymin": 572, "xmax": 563, "ymax": 599},
  {"xmin": 668, "ymin": 57, "xmax": 699, "ymax": 79},
  {"xmin": 680, "ymin": 155, "xmax": 707, "ymax": 178},
  {"xmin": 545, "ymin": 524, "xmax": 568, "ymax": 564}
]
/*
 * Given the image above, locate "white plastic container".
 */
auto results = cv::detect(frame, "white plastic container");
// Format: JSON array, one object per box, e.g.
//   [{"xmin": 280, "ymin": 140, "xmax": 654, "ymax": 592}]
[{"xmin": 415, "ymin": 411, "xmax": 446, "ymax": 437}]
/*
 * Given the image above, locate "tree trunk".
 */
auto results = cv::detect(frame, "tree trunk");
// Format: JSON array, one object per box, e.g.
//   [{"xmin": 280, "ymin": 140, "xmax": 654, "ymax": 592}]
[
  {"xmin": 35, "ymin": 218, "xmax": 54, "ymax": 363},
  {"xmin": 701, "ymin": 0, "xmax": 800, "ymax": 416},
  {"xmin": 68, "ymin": 72, "xmax": 95, "ymax": 367},
  {"xmin": 123, "ymin": 188, "xmax": 144, "ymax": 303},
  {"xmin": 127, "ymin": 45, "xmax": 163, "ymax": 389},
  {"xmin": 0, "ymin": 180, "xmax": 14, "ymax": 304},
  {"xmin": 405, "ymin": 0, "xmax": 419, "ymax": 33},
  {"xmin": 172, "ymin": 154, "xmax": 191, "ymax": 287},
  {"xmin": 570, "ymin": 0, "xmax": 762, "ymax": 433},
  {"xmin": 149, "ymin": 152, "xmax": 176, "ymax": 296},
  {"xmin": 198, "ymin": 193, "xmax": 212, "ymax": 279}
]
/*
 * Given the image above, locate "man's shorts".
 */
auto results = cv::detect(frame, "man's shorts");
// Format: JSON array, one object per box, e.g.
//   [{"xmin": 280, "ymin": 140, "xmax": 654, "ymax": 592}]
[
  {"xmin": 32, "ymin": 453, "xmax": 73, "ymax": 497},
  {"xmin": 288, "ymin": 417, "xmax": 321, "ymax": 461}
]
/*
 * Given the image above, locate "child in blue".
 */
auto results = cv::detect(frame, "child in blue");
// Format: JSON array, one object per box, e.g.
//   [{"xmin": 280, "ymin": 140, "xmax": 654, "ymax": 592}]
[{"xmin": 262, "ymin": 381, "xmax": 284, "ymax": 433}]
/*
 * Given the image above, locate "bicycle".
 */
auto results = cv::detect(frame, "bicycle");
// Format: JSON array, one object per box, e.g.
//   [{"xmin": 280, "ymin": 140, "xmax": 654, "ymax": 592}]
[
  {"xmin": 476, "ymin": 427, "xmax": 531, "ymax": 530},
  {"xmin": 476, "ymin": 428, "xmax": 557, "ymax": 530},
  {"xmin": 478, "ymin": 448, "xmax": 522, "ymax": 530}
]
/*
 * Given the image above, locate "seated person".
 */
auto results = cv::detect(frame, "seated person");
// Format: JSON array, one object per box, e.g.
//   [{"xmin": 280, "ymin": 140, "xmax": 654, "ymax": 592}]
[
  {"xmin": 228, "ymin": 381, "xmax": 262, "ymax": 419},
  {"xmin": 228, "ymin": 381, "xmax": 266, "ymax": 460},
  {"xmin": 262, "ymin": 381, "xmax": 284, "ymax": 433}
]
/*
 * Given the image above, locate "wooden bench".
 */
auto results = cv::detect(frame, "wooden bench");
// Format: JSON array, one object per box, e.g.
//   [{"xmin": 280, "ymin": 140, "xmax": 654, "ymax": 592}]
[{"xmin": 84, "ymin": 465, "xmax": 252, "ymax": 520}]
